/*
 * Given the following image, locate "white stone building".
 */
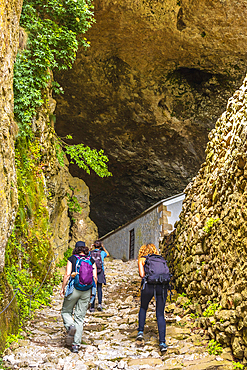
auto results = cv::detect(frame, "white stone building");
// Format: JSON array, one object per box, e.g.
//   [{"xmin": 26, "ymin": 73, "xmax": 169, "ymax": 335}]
[{"xmin": 100, "ymin": 193, "xmax": 185, "ymax": 260}]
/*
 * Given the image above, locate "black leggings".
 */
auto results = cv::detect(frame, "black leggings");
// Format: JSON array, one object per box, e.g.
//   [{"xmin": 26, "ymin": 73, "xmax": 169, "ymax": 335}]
[
  {"xmin": 138, "ymin": 283, "xmax": 167, "ymax": 343},
  {"xmin": 91, "ymin": 282, "xmax": 102, "ymax": 308}
]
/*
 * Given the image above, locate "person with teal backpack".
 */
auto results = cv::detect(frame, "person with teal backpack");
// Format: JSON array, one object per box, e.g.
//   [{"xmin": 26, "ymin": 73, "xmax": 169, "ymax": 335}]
[
  {"xmin": 60, "ymin": 241, "xmax": 97, "ymax": 353},
  {"xmin": 89, "ymin": 240, "xmax": 109, "ymax": 312}
]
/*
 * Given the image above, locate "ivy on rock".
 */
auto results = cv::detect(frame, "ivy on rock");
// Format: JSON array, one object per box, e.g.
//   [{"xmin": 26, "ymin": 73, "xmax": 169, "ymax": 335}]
[
  {"xmin": 4, "ymin": 0, "xmax": 111, "ymax": 341},
  {"xmin": 14, "ymin": 0, "xmax": 112, "ymax": 178},
  {"xmin": 14, "ymin": 0, "xmax": 95, "ymax": 136}
]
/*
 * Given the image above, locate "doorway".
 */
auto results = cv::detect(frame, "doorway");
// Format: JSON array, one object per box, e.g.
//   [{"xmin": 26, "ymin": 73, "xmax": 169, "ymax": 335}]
[{"xmin": 129, "ymin": 229, "xmax": 135, "ymax": 260}]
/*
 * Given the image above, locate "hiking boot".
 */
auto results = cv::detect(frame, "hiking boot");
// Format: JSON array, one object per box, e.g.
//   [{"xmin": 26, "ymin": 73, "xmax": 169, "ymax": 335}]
[
  {"xmin": 65, "ymin": 325, "xmax": 76, "ymax": 346},
  {"xmin": 71, "ymin": 344, "xmax": 79, "ymax": 353},
  {"xmin": 97, "ymin": 304, "xmax": 103, "ymax": 311},
  {"xmin": 136, "ymin": 331, "xmax": 144, "ymax": 340},
  {"xmin": 159, "ymin": 342, "xmax": 168, "ymax": 353},
  {"xmin": 89, "ymin": 307, "xmax": 95, "ymax": 312}
]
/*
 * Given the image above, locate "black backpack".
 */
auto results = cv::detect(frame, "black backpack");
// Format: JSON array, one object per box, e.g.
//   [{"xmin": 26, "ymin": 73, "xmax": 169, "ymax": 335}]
[
  {"xmin": 144, "ymin": 254, "xmax": 171, "ymax": 285},
  {"xmin": 91, "ymin": 249, "xmax": 103, "ymax": 274}
]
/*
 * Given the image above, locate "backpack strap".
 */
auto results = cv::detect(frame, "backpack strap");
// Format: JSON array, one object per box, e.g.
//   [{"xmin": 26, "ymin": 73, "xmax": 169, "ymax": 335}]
[
  {"xmin": 154, "ymin": 284, "xmax": 157, "ymax": 301},
  {"xmin": 74, "ymin": 254, "xmax": 91, "ymax": 270}
]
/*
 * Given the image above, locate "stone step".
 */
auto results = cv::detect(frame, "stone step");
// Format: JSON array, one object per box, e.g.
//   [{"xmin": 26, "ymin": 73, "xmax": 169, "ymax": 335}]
[{"xmin": 2, "ymin": 259, "xmax": 237, "ymax": 370}]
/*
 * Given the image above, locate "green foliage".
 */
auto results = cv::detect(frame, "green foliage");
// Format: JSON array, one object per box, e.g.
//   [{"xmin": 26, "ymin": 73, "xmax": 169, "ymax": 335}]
[
  {"xmin": 55, "ymin": 135, "xmax": 112, "ymax": 177},
  {"xmin": 57, "ymin": 247, "xmax": 73, "ymax": 267},
  {"xmin": 67, "ymin": 189, "xmax": 82, "ymax": 214},
  {"xmin": 4, "ymin": 137, "xmax": 59, "ymax": 327},
  {"xmin": 232, "ymin": 361, "xmax": 245, "ymax": 369},
  {"xmin": 66, "ymin": 186, "xmax": 83, "ymax": 222},
  {"xmin": 203, "ymin": 217, "xmax": 220, "ymax": 233},
  {"xmin": 190, "ymin": 313, "xmax": 199, "ymax": 319},
  {"xmin": 14, "ymin": 0, "xmax": 95, "ymax": 136},
  {"xmin": 207, "ymin": 340, "xmax": 222, "ymax": 355},
  {"xmin": 67, "ymin": 194, "xmax": 82, "ymax": 213},
  {"xmin": 182, "ymin": 298, "xmax": 191, "ymax": 309},
  {"xmin": 178, "ymin": 292, "xmax": 187, "ymax": 297},
  {"xmin": 5, "ymin": 333, "xmax": 24, "ymax": 348},
  {"xmin": 203, "ymin": 301, "xmax": 222, "ymax": 317},
  {"xmin": 5, "ymin": 253, "xmax": 62, "ymax": 326},
  {"xmin": 14, "ymin": 0, "xmax": 112, "ymax": 178},
  {"xmin": 55, "ymin": 143, "xmax": 65, "ymax": 167},
  {"xmin": 5, "ymin": 251, "xmax": 56, "ymax": 326},
  {"xmin": 65, "ymin": 143, "xmax": 112, "ymax": 177},
  {"xmin": 0, "ymin": 358, "xmax": 10, "ymax": 369}
]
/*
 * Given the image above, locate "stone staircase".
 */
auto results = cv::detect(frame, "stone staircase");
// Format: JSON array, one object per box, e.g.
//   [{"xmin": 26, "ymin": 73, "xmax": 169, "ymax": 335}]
[{"xmin": 2, "ymin": 259, "xmax": 239, "ymax": 369}]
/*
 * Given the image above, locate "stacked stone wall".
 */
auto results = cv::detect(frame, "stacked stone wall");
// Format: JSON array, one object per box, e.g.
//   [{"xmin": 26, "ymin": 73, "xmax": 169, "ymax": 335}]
[{"xmin": 170, "ymin": 77, "xmax": 247, "ymax": 360}]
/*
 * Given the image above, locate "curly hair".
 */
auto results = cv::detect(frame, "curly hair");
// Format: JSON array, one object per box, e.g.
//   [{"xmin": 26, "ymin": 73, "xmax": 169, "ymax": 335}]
[
  {"xmin": 72, "ymin": 241, "xmax": 89, "ymax": 256},
  {"xmin": 138, "ymin": 243, "xmax": 158, "ymax": 260}
]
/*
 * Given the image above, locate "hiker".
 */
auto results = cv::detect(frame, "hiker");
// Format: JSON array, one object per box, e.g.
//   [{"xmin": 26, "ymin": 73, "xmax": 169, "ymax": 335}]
[
  {"xmin": 60, "ymin": 241, "xmax": 97, "ymax": 353},
  {"xmin": 89, "ymin": 240, "xmax": 109, "ymax": 312},
  {"xmin": 136, "ymin": 243, "xmax": 170, "ymax": 353}
]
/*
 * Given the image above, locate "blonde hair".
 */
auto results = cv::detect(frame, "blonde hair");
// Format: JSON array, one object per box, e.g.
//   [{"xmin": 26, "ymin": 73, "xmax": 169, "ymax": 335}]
[{"xmin": 138, "ymin": 243, "xmax": 158, "ymax": 260}]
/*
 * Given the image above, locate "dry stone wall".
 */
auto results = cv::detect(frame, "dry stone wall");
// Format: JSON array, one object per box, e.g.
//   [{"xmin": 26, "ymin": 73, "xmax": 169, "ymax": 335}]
[{"xmin": 171, "ymin": 76, "xmax": 247, "ymax": 360}]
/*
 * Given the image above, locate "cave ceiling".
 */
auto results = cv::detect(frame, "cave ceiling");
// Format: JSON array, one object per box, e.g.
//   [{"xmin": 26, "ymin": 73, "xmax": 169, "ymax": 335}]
[{"xmin": 54, "ymin": 0, "xmax": 247, "ymax": 236}]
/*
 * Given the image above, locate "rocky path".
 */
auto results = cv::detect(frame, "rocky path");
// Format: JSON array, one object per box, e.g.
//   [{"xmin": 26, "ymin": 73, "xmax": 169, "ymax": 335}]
[{"xmin": 3, "ymin": 260, "xmax": 237, "ymax": 369}]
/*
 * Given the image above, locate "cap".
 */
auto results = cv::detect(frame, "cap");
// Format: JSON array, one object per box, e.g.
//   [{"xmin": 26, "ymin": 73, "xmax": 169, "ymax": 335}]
[{"xmin": 75, "ymin": 241, "xmax": 85, "ymax": 248}]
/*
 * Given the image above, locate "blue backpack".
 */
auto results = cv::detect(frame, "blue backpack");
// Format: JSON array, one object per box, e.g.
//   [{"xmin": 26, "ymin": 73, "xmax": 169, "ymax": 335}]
[{"xmin": 73, "ymin": 255, "xmax": 93, "ymax": 291}]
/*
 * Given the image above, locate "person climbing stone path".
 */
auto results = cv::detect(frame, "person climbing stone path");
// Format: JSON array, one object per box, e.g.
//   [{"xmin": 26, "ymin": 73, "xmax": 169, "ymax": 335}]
[
  {"xmin": 2, "ymin": 259, "xmax": 238, "ymax": 369},
  {"xmin": 136, "ymin": 244, "xmax": 169, "ymax": 353},
  {"xmin": 90, "ymin": 240, "xmax": 109, "ymax": 312},
  {"xmin": 60, "ymin": 241, "xmax": 97, "ymax": 353}
]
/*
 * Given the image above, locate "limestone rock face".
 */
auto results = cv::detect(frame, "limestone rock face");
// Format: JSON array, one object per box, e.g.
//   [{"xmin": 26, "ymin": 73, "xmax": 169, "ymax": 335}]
[
  {"xmin": 0, "ymin": 0, "xmax": 97, "ymax": 351},
  {"xmin": 46, "ymin": 167, "xmax": 97, "ymax": 260},
  {"xmin": 0, "ymin": 0, "xmax": 22, "ymax": 352},
  {"xmin": 171, "ymin": 76, "xmax": 247, "ymax": 359},
  {"xmin": 54, "ymin": 0, "xmax": 247, "ymax": 236},
  {"xmin": 32, "ymin": 95, "xmax": 98, "ymax": 261},
  {"xmin": 0, "ymin": 0, "xmax": 21, "ymax": 272},
  {"xmin": 68, "ymin": 175, "xmax": 98, "ymax": 249}
]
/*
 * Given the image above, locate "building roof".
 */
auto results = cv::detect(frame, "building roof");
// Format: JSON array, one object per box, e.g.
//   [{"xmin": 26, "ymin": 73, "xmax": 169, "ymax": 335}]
[{"xmin": 100, "ymin": 192, "xmax": 185, "ymax": 240}]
